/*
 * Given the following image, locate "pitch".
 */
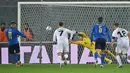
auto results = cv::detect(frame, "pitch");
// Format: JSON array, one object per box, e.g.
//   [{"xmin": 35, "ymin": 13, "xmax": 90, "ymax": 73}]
[{"xmin": 0, "ymin": 64, "xmax": 130, "ymax": 73}]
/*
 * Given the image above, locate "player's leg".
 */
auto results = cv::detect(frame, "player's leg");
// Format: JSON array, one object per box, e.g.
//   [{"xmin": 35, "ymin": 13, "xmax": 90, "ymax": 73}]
[
  {"xmin": 94, "ymin": 38, "xmax": 101, "ymax": 67},
  {"xmin": 100, "ymin": 38, "xmax": 107, "ymax": 68},
  {"xmin": 122, "ymin": 40, "xmax": 129, "ymax": 61},
  {"xmin": 14, "ymin": 43, "xmax": 22, "ymax": 67},
  {"xmin": 115, "ymin": 46, "xmax": 122, "ymax": 68},
  {"xmin": 97, "ymin": 49, "xmax": 112, "ymax": 64},
  {"xmin": 57, "ymin": 43, "xmax": 64, "ymax": 68},
  {"xmin": 63, "ymin": 43, "xmax": 69, "ymax": 65},
  {"xmin": 105, "ymin": 50, "xmax": 115, "ymax": 58},
  {"xmin": 8, "ymin": 45, "xmax": 18, "ymax": 63}
]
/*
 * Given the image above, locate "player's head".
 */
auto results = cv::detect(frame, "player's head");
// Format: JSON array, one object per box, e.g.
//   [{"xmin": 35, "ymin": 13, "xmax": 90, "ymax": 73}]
[
  {"xmin": 1, "ymin": 23, "xmax": 5, "ymax": 28},
  {"xmin": 58, "ymin": 22, "xmax": 64, "ymax": 27},
  {"xmin": 98, "ymin": 17, "xmax": 103, "ymax": 23},
  {"xmin": 113, "ymin": 23, "xmax": 119, "ymax": 29},
  {"xmin": 78, "ymin": 32, "xmax": 85, "ymax": 39},
  {"xmin": 10, "ymin": 22, "xmax": 17, "ymax": 28},
  {"xmin": 24, "ymin": 23, "xmax": 29, "ymax": 28}
]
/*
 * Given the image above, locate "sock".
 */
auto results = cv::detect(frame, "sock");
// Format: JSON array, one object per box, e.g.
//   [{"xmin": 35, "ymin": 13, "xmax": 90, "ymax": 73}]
[
  {"xmin": 17, "ymin": 54, "xmax": 20, "ymax": 61},
  {"xmin": 107, "ymin": 50, "xmax": 115, "ymax": 58},
  {"xmin": 10, "ymin": 54, "xmax": 17, "ymax": 63},
  {"xmin": 64, "ymin": 54, "xmax": 68, "ymax": 60},
  {"xmin": 105, "ymin": 57, "xmax": 110, "ymax": 62},
  {"xmin": 94, "ymin": 52, "xmax": 98, "ymax": 61},
  {"xmin": 116, "ymin": 55, "xmax": 122, "ymax": 66},
  {"xmin": 58, "ymin": 56, "xmax": 62, "ymax": 64},
  {"xmin": 101, "ymin": 54, "xmax": 105, "ymax": 65}
]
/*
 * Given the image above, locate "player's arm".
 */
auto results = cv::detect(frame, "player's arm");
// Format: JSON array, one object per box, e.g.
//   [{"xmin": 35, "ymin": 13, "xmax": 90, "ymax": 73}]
[
  {"xmin": 90, "ymin": 25, "xmax": 95, "ymax": 42},
  {"xmin": 66, "ymin": 29, "xmax": 77, "ymax": 40},
  {"xmin": 16, "ymin": 29, "xmax": 26, "ymax": 38},
  {"xmin": 53, "ymin": 31, "xmax": 57, "ymax": 43},
  {"xmin": 69, "ymin": 40, "xmax": 82, "ymax": 45},
  {"xmin": 110, "ymin": 31, "xmax": 117, "ymax": 47},
  {"xmin": 106, "ymin": 26, "xmax": 112, "ymax": 42}
]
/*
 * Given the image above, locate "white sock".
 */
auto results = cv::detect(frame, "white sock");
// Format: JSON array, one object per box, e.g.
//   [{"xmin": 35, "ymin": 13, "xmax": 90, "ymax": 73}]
[
  {"xmin": 64, "ymin": 54, "xmax": 68, "ymax": 60},
  {"xmin": 116, "ymin": 55, "xmax": 122, "ymax": 66},
  {"xmin": 58, "ymin": 56, "xmax": 62, "ymax": 64}
]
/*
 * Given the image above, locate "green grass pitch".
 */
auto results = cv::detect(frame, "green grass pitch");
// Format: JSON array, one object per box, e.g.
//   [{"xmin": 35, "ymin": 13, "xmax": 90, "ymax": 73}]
[{"xmin": 0, "ymin": 64, "xmax": 130, "ymax": 73}]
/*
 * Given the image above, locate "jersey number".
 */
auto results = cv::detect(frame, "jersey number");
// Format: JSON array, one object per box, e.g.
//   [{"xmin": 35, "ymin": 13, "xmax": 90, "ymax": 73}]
[
  {"xmin": 59, "ymin": 30, "xmax": 64, "ymax": 36},
  {"xmin": 117, "ymin": 30, "xmax": 126, "ymax": 37},
  {"xmin": 99, "ymin": 26, "xmax": 102, "ymax": 33},
  {"xmin": 8, "ymin": 31, "xmax": 12, "ymax": 39}
]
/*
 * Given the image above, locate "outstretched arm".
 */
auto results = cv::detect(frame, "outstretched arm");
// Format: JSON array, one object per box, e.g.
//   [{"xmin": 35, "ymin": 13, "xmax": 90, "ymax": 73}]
[{"xmin": 69, "ymin": 40, "xmax": 82, "ymax": 44}]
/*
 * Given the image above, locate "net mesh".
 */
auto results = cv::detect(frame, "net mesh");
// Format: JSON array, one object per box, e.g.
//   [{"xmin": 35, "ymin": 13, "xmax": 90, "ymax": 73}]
[{"xmin": 19, "ymin": 3, "xmax": 130, "ymax": 64}]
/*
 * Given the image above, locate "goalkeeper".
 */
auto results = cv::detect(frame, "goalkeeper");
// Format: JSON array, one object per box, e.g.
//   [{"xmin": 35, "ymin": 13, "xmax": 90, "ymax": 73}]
[{"xmin": 69, "ymin": 32, "xmax": 115, "ymax": 64}]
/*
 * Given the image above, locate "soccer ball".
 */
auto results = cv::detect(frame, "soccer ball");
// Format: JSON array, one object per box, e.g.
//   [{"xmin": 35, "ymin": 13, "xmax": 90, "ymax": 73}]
[{"xmin": 46, "ymin": 26, "xmax": 52, "ymax": 30}]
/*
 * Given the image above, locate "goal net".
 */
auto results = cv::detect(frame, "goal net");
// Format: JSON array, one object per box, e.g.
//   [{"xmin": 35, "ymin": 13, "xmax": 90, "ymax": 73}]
[{"xmin": 17, "ymin": 2, "xmax": 130, "ymax": 64}]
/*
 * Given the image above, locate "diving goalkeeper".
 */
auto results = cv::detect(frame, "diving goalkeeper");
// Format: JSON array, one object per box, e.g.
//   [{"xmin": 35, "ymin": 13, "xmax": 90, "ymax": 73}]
[{"xmin": 69, "ymin": 32, "xmax": 115, "ymax": 64}]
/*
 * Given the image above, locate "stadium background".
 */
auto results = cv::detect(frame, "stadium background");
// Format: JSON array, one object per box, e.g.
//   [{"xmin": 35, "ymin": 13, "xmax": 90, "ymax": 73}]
[{"xmin": 0, "ymin": 0, "xmax": 130, "ymax": 64}]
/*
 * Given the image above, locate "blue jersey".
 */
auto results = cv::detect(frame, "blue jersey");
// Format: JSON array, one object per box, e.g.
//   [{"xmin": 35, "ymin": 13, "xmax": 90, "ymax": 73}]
[
  {"xmin": 6, "ymin": 27, "xmax": 25, "ymax": 45},
  {"xmin": 90, "ymin": 24, "xmax": 112, "ymax": 42}
]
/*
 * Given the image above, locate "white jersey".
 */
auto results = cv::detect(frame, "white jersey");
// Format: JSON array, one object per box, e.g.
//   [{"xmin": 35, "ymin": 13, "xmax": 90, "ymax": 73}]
[
  {"xmin": 112, "ymin": 27, "xmax": 129, "ymax": 42},
  {"xmin": 53, "ymin": 27, "xmax": 76, "ymax": 43},
  {"xmin": 112, "ymin": 28, "xmax": 129, "ymax": 54}
]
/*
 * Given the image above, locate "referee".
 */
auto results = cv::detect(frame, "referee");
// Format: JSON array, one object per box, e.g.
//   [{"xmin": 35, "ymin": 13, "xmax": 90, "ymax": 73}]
[
  {"xmin": 6, "ymin": 22, "xmax": 27, "ymax": 67},
  {"xmin": 90, "ymin": 17, "xmax": 112, "ymax": 68}
]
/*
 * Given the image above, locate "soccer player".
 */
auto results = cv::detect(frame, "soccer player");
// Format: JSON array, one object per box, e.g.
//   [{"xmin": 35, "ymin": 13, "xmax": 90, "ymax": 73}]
[
  {"xmin": 110, "ymin": 23, "xmax": 130, "ymax": 68},
  {"xmin": 53, "ymin": 22, "xmax": 76, "ymax": 68},
  {"xmin": 6, "ymin": 22, "xmax": 27, "ymax": 67},
  {"xmin": 90, "ymin": 17, "xmax": 112, "ymax": 68},
  {"xmin": 69, "ymin": 32, "xmax": 115, "ymax": 64}
]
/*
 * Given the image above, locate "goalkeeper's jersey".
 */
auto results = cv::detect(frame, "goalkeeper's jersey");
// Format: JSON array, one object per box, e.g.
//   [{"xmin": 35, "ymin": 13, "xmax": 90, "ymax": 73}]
[{"xmin": 78, "ymin": 32, "xmax": 95, "ymax": 53}]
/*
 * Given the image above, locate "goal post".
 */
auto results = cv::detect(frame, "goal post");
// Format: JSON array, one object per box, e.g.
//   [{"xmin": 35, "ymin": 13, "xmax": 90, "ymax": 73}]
[{"xmin": 17, "ymin": 1, "xmax": 130, "ymax": 64}]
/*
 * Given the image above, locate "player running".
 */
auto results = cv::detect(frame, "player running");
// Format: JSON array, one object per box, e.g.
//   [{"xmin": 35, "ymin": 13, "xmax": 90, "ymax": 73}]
[
  {"xmin": 90, "ymin": 17, "xmax": 112, "ymax": 68},
  {"xmin": 53, "ymin": 22, "xmax": 76, "ymax": 68},
  {"xmin": 110, "ymin": 23, "xmax": 130, "ymax": 68},
  {"xmin": 69, "ymin": 32, "xmax": 115, "ymax": 64},
  {"xmin": 6, "ymin": 22, "xmax": 27, "ymax": 67}
]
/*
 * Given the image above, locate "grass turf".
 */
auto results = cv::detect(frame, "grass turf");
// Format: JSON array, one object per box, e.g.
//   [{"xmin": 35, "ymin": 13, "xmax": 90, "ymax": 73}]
[{"xmin": 0, "ymin": 64, "xmax": 130, "ymax": 73}]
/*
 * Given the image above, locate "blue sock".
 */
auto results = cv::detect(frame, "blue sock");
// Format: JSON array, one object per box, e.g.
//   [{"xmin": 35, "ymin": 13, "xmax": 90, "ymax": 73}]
[
  {"xmin": 94, "ymin": 52, "xmax": 98, "ymax": 61},
  {"xmin": 17, "ymin": 54, "xmax": 20, "ymax": 61},
  {"xmin": 10, "ymin": 54, "xmax": 17, "ymax": 63},
  {"xmin": 101, "ymin": 54, "xmax": 105, "ymax": 65}
]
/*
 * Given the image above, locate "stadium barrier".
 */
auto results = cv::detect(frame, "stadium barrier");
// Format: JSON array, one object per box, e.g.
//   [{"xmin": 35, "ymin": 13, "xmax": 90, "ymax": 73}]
[{"xmin": 0, "ymin": 42, "xmax": 130, "ymax": 64}]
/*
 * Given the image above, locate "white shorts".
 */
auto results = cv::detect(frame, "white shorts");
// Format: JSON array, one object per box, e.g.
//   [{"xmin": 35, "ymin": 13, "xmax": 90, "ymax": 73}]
[
  {"xmin": 56, "ymin": 43, "xmax": 69, "ymax": 53},
  {"xmin": 116, "ymin": 39, "xmax": 129, "ymax": 54}
]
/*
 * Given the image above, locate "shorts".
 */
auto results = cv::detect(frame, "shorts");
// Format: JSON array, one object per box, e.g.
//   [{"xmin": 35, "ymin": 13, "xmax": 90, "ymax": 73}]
[
  {"xmin": 116, "ymin": 39, "xmax": 129, "ymax": 54},
  {"xmin": 56, "ymin": 43, "xmax": 69, "ymax": 53},
  {"xmin": 8, "ymin": 43, "xmax": 20, "ymax": 54},
  {"xmin": 95, "ymin": 38, "xmax": 106, "ymax": 50}
]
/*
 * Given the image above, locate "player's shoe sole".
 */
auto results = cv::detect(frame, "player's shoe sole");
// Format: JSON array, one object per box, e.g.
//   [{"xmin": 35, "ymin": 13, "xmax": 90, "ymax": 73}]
[{"xmin": 116, "ymin": 65, "xmax": 122, "ymax": 68}]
